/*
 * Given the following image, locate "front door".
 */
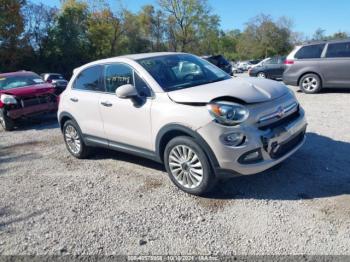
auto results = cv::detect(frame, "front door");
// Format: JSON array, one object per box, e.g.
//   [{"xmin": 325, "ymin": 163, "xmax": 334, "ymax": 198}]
[{"xmin": 99, "ymin": 63, "xmax": 153, "ymax": 151}]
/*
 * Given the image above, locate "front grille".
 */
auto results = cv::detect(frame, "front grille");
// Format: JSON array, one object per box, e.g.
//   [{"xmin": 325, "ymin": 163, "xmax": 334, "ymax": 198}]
[
  {"xmin": 20, "ymin": 94, "xmax": 56, "ymax": 108},
  {"xmin": 270, "ymin": 130, "xmax": 305, "ymax": 159},
  {"xmin": 259, "ymin": 110, "xmax": 300, "ymax": 130}
]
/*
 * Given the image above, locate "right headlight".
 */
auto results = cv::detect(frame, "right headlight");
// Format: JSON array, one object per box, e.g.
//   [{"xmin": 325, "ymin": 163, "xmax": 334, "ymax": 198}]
[
  {"xmin": 207, "ymin": 101, "xmax": 249, "ymax": 125},
  {"xmin": 0, "ymin": 94, "xmax": 17, "ymax": 105}
]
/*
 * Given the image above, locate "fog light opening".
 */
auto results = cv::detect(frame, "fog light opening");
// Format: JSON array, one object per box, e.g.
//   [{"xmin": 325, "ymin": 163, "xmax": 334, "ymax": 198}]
[
  {"xmin": 220, "ymin": 132, "xmax": 245, "ymax": 147},
  {"xmin": 238, "ymin": 149, "xmax": 263, "ymax": 164}
]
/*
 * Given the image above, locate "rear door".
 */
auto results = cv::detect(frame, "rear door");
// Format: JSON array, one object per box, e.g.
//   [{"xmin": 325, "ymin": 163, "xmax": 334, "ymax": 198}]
[
  {"xmin": 274, "ymin": 56, "xmax": 286, "ymax": 78},
  {"xmin": 320, "ymin": 41, "xmax": 350, "ymax": 87},
  {"xmin": 67, "ymin": 65, "xmax": 105, "ymax": 138},
  {"xmin": 291, "ymin": 43, "xmax": 325, "ymax": 80},
  {"xmin": 263, "ymin": 57, "xmax": 280, "ymax": 78}
]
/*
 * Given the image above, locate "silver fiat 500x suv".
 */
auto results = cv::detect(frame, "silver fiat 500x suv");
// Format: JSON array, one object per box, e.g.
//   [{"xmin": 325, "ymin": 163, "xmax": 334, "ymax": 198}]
[{"xmin": 58, "ymin": 52, "xmax": 307, "ymax": 195}]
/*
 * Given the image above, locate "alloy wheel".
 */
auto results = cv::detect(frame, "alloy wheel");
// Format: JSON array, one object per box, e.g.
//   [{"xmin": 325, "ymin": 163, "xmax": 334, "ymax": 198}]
[
  {"xmin": 302, "ymin": 77, "xmax": 318, "ymax": 92},
  {"xmin": 0, "ymin": 115, "xmax": 5, "ymax": 128},
  {"xmin": 257, "ymin": 72, "xmax": 266, "ymax": 78},
  {"xmin": 64, "ymin": 124, "xmax": 81, "ymax": 155},
  {"xmin": 168, "ymin": 145, "xmax": 203, "ymax": 189}
]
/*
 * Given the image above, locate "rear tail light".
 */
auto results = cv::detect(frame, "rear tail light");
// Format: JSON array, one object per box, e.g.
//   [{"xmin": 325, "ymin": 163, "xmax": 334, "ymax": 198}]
[{"xmin": 284, "ymin": 60, "xmax": 294, "ymax": 65}]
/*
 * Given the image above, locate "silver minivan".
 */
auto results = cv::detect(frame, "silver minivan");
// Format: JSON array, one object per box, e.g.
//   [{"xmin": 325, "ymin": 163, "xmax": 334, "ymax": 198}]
[{"xmin": 283, "ymin": 39, "xmax": 350, "ymax": 93}]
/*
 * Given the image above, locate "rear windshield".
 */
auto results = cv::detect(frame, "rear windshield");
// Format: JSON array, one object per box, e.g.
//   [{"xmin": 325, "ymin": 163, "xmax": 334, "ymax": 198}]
[
  {"xmin": 0, "ymin": 74, "xmax": 44, "ymax": 90},
  {"xmin": 295, "ymin": 44, "xmax": 325, "ymax": 59},
  {"xmin": 208, "ymin": 55, "xmax": 229, "ymax": 66},
  {"xmin": 48, "ymin": 74, "xmax": 65, "ymax": 80}
]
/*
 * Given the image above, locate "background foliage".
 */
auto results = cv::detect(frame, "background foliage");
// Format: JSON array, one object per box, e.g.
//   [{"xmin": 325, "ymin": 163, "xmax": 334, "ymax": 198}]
[{"xmin": 0, "ymin": 0, "xmax": 348, "ymax": 77}]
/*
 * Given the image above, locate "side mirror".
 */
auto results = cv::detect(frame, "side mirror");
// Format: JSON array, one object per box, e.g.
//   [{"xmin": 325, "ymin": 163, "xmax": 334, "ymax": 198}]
[{"xmin": 116, "ymin": 84, "xmax": 138, "ymax": 99}]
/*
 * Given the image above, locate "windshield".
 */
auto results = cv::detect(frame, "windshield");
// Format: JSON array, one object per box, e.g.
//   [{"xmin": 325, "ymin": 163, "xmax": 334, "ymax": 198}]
[
  {"xmin": 137, "ymin": 54, "xmax": 230, "ymax": 92},
  {"xmin": 0, "ymin": 74, "xmax": 44, "ymax": 90}
]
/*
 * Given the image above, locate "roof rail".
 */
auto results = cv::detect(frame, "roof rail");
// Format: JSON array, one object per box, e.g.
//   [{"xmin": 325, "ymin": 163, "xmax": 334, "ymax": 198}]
[{"xmin": 303, "ymin": 38, "xmax": 350, "ymax": 45}]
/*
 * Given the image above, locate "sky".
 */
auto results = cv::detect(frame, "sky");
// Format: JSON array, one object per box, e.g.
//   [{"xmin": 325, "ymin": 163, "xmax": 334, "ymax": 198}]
[{"xmin": 31, "ymin": 0, "xmax": 350, "ymax": 37}]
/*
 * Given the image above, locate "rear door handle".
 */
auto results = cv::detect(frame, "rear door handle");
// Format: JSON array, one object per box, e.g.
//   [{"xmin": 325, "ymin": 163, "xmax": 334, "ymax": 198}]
[
  {"xmin": 101, "ymin": 101, "xmax": 112, "ymax": 107},
  {"xmin": 70, "ymin": 97, "xmax": 78, "ymax": 102}
]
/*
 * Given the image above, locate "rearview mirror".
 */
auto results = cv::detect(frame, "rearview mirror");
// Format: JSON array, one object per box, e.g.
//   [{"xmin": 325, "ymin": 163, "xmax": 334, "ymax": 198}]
[{"xmin": 116, "ymin": 84, "xmax": 138, "ymax": 99}]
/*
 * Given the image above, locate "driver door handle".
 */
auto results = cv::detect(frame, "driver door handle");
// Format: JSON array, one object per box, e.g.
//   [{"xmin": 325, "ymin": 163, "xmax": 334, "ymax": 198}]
[{"xmin": 101, "ymin": 101, "xmax": 113, "ymax": 107}]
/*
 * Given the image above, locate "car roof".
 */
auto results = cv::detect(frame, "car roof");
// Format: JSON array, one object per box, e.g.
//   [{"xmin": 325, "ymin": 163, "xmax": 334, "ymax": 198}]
[
  {"xmin": 0, "ymin": 71, "xmax": 37, "ymax": 77},
  {"xmin": 73, "ymin": 52, "xmax": 189, "ymax": 74},
  {"xmin": 302, "ymin": 38, "xmax": 350, "ymax": 46},
  {"xmin": 121, "ymin": 52, "xmax": 181, "ymax": 60},
  {"xmin": 42, "ymin": 73, "xmax": 62, "ymax": 76}
]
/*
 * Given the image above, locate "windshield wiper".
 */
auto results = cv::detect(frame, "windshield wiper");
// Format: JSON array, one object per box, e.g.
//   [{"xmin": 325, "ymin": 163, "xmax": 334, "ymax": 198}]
[{"xmin": 206, "ymin": 77, "xmax": 228, "ymax": 84}]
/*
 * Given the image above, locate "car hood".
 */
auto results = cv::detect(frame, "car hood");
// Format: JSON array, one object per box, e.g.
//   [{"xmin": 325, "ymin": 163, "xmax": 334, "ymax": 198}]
[
  {"xmin": 167, "ymin": 77, "xmax": 289, "ymax": 104},
  {"xmin": 0, "ymin": 84, "xmax": 55, "ymax": 97}
]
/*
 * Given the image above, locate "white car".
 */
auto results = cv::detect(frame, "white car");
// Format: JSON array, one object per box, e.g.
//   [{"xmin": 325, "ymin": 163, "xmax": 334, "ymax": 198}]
[
  {"xmin": 58, "ymin": 52, "xmax": 307, "ymax": 195},
  {"xmin": 237, "ymin": 61, "xmax": 251, "ymax": 71},
  {"xmin": 249, "ymin": 58, "xmax": 271, "ymax": 70}
]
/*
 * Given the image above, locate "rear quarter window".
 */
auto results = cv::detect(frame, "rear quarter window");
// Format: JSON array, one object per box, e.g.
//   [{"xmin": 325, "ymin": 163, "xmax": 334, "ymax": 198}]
[{"xmin": 295, "ymin": 44, "xmax": 325, "ymax": 59}]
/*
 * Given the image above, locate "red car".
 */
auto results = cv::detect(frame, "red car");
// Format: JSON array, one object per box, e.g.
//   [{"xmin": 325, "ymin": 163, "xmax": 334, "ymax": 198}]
[{"xmin": 0, "ymin": 71, "xmax": 58, "ymax": 131}]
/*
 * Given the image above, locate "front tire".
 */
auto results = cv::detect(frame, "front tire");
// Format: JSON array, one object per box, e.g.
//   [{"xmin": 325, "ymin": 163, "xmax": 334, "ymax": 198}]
[
  {"xmin": 257, "ymin": 72, "xmax": 266, "ymax": 78},
  {"xmin": 63, "ymin": 120, "xmax": 90, "ymax": 159},
  {"xmin": 0, "ymin": 109, "xmax": 15, "ymax": 131},
  {"xmin": 299, "ymin": 74, "xmax": 322, "ymax": 94},
  {"xmin": 164, "ymin": 136, "xmax": 216, "ymax": 196}
]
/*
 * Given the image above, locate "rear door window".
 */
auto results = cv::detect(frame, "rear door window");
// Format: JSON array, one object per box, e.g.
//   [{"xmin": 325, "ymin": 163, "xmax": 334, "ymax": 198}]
[
  {"xmin": 74, "ymin": 65, "xmax": 104, "ymax": 92},
  {"xmin": 326, "ymin": 42, "xmax": 350, "ymax": 58},
  {"xmin": 295, "ymin": 44, "xmax": 325, "ymax": 59},
  {"xmin": 277, "ymin": 56, "xmax": 286, "ymax": 64}
]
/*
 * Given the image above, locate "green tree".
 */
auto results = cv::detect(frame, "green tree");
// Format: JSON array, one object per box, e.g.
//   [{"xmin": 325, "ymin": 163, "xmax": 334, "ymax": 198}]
[
  {"xmin": 159, "ymin": 0, "xmax": 219, "ymax": 52},
  {"xmin": 313, "ymin": 28, "xmax": 326, "ymax": 41},
  {"xmin": 218, "ymin": 29, "xmax": 241, "ymax": 60},
  {"xmin": 87, "ymin": 8, "xmax": 124, "ymax": 58},
  {"xmin": 45, "ymin": 0, "xmax": 90, "ymax": 76},
  {"xmin": 237, "ymin": 14, "xmax": 293, "ymax": 59},
  {"xmin": 329, "ymin": 31, "xmax": 349, "ymax": 40},
  {"xmin": 122, "ymin": 10, "xmax": 150, "ymax": 53},
  {"xmin": 0, "ymin": 0, "xmax": 26, "ymax": 71},
  {"xmin": 138, "ymin": 5, "xmax": 166, "ymax": 51},
  {"xmin": 22, "ymin": 3, "xmax": 58, "ymax": 71}
]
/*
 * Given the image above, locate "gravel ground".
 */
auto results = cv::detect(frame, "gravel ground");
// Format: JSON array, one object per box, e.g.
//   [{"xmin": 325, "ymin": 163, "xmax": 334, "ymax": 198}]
[{"xmin": 0, "ymin": 78, "xmax": 350, "ymax": 256}]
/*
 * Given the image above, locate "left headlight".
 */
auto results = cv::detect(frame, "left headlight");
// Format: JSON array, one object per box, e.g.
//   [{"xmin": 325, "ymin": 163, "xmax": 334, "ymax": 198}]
[
  {"xmin": 0, "ymin": 94, "xmax": 17, "ymax": 105},
  {"xmin": 207, "ymin": 101, "xmax": 249, "ymax": 125}
]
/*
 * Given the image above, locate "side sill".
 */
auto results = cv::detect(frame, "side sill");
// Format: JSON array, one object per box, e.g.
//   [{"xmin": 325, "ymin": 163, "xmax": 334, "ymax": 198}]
[{"xmin": 84, "ymin": 135, "xmax": 162, "ymax": 163}]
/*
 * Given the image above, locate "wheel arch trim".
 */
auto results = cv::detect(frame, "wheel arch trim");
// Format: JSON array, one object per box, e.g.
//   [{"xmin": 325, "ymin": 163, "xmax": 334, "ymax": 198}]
[
  {"xmin": 297, "ymin": 71, "xmax": 324, "ymax": 87},
  {"xmin": 155, "ymin": 123, "xmax": 220, "ymax": 169}
]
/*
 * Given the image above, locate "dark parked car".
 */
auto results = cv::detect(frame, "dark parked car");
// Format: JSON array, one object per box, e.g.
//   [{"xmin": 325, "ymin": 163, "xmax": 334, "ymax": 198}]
[
  {"xmin": 283, "ymin": 39, "xmax": 350, "ymax": 93},
  {"xmin": 202, "ymin": 55, "xmax": 233, "ymax": 75},
  {"xmin": 249, "ymin": 56, "xmax": 286, "ymax": 79},
  {"xmin": 0, "ymin": 71, "xmax": 58, "ymax": 131},
  {"xmin": 41, "ymin": 73, "xmax": 68, "ymax": 95}
]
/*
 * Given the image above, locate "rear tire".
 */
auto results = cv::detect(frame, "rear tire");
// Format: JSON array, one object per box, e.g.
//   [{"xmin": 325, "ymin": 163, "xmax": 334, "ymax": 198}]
[
  {"xmin": 164, "ymin": 136, "xmax": 216, "ymax": 196},
  {"xmin": 63, "ymin": 120, "xmax": 90, "ymax": 159},
  {"xmin": 0, "ymin": 109, "xmax": 15, "ymax": 131},
  {"xmin": 257, "ymin": 72, "xmax": 266, "ymax": 78},
  {"xmin": 299, "ymin": 74, "xmax": 322, "ymax": 94}
]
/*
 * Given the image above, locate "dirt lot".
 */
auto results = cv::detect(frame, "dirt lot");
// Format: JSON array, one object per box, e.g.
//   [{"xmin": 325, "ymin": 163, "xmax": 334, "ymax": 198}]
[{"xmin": 0, "ymin": 81, "xmax": 350, "ymax": 255}]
